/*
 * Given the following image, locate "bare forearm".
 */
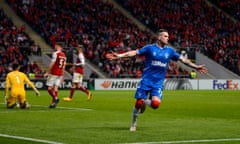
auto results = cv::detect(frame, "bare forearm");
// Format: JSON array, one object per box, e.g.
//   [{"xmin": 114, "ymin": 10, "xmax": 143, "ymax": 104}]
[
  {"xmin": 75, "ymin": 63, "xmax": 85, "ymax": 66},
  {"xmin": 117, "ymin": 50, "xmax": 137, "ymax": 58},
  {"xmin": 180, "ymin": 57, "xmax": 198, "ymax": 69},
  {"xmin": 47, "ymin": 62, "xmax": 54, "ymax": 73}
]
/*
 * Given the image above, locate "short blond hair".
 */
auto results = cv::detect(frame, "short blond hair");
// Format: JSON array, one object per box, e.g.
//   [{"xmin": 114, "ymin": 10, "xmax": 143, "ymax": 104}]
[{"xmin": 157, "ymin": 29, "xmax": 168, "ymax": 35}]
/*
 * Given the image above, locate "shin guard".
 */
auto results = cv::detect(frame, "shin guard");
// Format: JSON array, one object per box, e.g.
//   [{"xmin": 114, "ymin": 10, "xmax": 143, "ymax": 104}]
[
  {"xmin": 135, "ymin": 99, "xmax": 144, "ymax": 109},
  {"xmin": 151, "ymin": 100, "xmax": 160, "ymax": 109}
]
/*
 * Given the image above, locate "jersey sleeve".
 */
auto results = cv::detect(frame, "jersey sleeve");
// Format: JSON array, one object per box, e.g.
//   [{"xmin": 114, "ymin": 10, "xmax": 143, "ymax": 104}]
[
  {"xmin": 24, "ymin": 74, "xmax": 36, "ymax": 89},
  {"xmin": 171, "ymin": 49, "xmax": 181, "ymax": 61},
  {"xmin": 5, "ymin": 74, "xmax": 10, "ymax": 96},
  {"xmin": 51, "ymin": 52, "xmax": 57, "ymax": 62},
  {"xmin": 137, "ymin": 45, "xmax": 150, "ymax": 55},
  {"xmin": 78, "ymin": 53, "xmax": 85, "ymax": 65}
]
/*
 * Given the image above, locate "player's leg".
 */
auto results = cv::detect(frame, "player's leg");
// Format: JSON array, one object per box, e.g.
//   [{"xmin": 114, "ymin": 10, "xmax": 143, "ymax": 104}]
[
  {"xmin": 53, "ymin": 76, "xmax": 62, "ymax": 100},
  {"xmin": 144, "ymin": 88, "xmax": 162, "ymax": 109},
  {"xmin": 77, "ymin": 74, "xmax": 92, "ymax": 100},
  {"xmin": 130, "ymin": 98, "xmax": 144, "ymax": 131},
  {"xmin": 149, "ymin": 96, "xmax": 161, "ymax": 109},
  {"xmin": 79, "ymin": 85, "xmax": 92, "ymax": 100},
  {"xmin": 70, "ymin": 83, "xmax": 76, "ymax": 99},
  {"xmin": 78, "ymin": 75, "xmax": 92, "ymax": 100},
  {"xmin": 130, "ymin": 88, "xmax": 148, "ymax": 131},
  {"xmin": 18, "ymin": 91, "xmax": 30, "ymax": 109},
  {"xmin": 47, "ymin": 86, "xmax": 55, "ymax": 101},
  {"xmin": 6, "ymin": 95, "xmax": 17, "ymax": 109},
  {"xmin": 46, "ymin": 75, "xmax": 56, "ymax": 102},
  {"xmin": 6, "ymin": 89, "xmax": 20, "ymax": 108},
  {"xmin": 65, "ymin": 72, "xmax": 92, "ymax": 101},
  {"xmin": 139, "ymin": 87, "xmax": 162, "ymax": 113},
  {"xmin": 49, "ymin": 76, "xmax": 61, "ymax": 108},
  {"xmin": 49, "ymin": 85, "xmax": 60, "ymax": 108},
  {"xmin": 46, "ymin": 75, "xmax": 59, "ymax": 108},
  {"xmin": 63, "ymin": 83, "xmax": 76, "ymax": 102},
  {"xmin": 65, "ymin": 72, "xmax": 78, "ymax": 101}
]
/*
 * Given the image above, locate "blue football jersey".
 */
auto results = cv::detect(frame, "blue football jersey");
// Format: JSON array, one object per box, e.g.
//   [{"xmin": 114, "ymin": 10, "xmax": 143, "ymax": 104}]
[{"xmin": 137, "ymin": 44, "xmax": 180, "ymax": 89}]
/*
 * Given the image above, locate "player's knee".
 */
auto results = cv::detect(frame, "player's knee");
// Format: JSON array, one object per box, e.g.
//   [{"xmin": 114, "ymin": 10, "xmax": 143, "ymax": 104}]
[
  {"xmin": 7, "ymin": 102, "xmax": 15, "ymax": 109},
  {"xmin": 135, "ymin": 99, "xmax": 144, "ymax": 109},
  {"xmin": 20, "ymin": 101, "xmax": 27, "ymax": 109},
  {"xmin": 151, "ymin": 100, "xmax": 160, "ymax": 109},
  {"xmin": 72, "ymin": 84, "xmax": 77, "ymax": 88},
  {"xmin": 20, "ymin": 101, "xmax": 30, "ymax": 109}
]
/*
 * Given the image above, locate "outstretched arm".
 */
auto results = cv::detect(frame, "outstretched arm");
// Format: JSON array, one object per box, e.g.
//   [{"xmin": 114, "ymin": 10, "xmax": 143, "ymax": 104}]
[
  {"xmin": 25, "ymin": 75, "xmax": 40, "ymax": 96},
  {"xmin": 5, "ymin": 75, "xmax": 10, "ymax": 98},
  {"xmin": 106, "ymin": 50, "xmax": 137, "ymax": 60},
  {"xmin": 179, "ymin": 55, "xmax": 208, "ymax": 74}
]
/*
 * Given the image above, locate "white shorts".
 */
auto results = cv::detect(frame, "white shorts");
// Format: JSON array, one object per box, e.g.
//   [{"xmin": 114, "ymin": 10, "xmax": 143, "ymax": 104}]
[
  {"xmin": 46, "ymin": 74, "xmax": 63, "ymax": 87},
  {"xmin": 72, "ymin": 72, "xmax": 83, "ymax": 83}
]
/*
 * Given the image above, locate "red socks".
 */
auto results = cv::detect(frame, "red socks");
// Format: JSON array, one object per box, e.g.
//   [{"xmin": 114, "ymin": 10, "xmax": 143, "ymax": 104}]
[
  {"xmin": 79, "ymin": 86, "xmax": 89, "ymax": 94},
  {"xmin": 135, "ymin": 99, "xmax": 144, "ymax": 109},
  {"xmin": 69, "ymin": 88, "xmax": 76, "ymax": 98},
  {"xmin": 48, "ymin": 89, "xmax": 58, "ymax": 102}
]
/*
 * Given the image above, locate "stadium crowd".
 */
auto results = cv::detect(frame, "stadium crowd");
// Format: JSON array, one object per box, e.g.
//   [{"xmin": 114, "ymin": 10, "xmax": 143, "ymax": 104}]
[
  {"xmin": 6, "ymin": 0, "xmax": 189, "ymax": 78},
  {"xmin": 4, "ymin": 0, "xmax": 240, "ymax": 77},
  {"xmin": 116, "ymin": 0, "xmax": 240, "ymax": 75},
  {"xmin": 0, "ymin": 8, "xmax": 43, "ymax": 79},
  {"xmin": 209, "ymin": 0, "xmax": 240, "ymax": 21}
]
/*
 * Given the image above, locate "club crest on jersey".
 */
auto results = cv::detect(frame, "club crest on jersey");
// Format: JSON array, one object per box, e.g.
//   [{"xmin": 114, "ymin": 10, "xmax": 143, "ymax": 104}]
[
  {"xmin": 165, "ymin": 53, "xmax": 169, "ymax": 59},
  {"xmin": 153, "ymin": 52, "xmax": 157, "ymax": 56}
]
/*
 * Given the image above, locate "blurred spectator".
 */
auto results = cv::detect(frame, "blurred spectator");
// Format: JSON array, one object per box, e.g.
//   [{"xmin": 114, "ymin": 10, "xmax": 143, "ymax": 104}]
[
  {"xmin": 116, "ymin": 0, "xmax": 240, "ymax": 76},
  {"xmin": 189, "ymin": 70, "xmax": 197, "ymax": 79},
  {"xmin": 0, "ymin": 8, "xmax": 42, "ymax": 78},
  {"xmin": 8, "ymin": 0, "xmax": 227, "ymax": 78},
  {"xmin": 209, "ymin": 0, "xmax": 240, "ymax": 21}
]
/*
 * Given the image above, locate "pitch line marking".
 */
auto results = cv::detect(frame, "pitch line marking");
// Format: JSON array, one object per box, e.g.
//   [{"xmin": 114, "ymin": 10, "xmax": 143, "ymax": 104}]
[
  {"xmin": 33, "ymin": 104, "xmax": 93, "ymax": 111},
  {"xmin": 120, "ymin": 138, "xmax": 240, "ymax": 144},
  {"xmin": 0, "ymin": 103, "xmax": 93, "ymax": 111},
  {"xmin": 0, "ymin": 133, "xmax": 64, "ymax": 144}
]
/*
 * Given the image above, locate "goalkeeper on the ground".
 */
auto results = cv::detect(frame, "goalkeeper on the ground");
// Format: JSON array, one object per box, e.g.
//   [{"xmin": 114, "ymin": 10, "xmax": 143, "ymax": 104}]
[{"xmin": 5, "ymin": 63, "xmax": 40, "ymax": 109}]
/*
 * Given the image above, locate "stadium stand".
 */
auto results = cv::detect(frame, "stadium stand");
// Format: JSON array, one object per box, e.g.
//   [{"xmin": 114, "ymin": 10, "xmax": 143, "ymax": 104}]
[
  {"xmin": 6, "ymin": 0, "xmax": 240, "ymax": 78},
  {"xmin": 208, "ymin": 0, "xmax": 240, "ymax": 21},
  {"xmin": 0, "ymin": 8, "xmax": 44, "ymax": 78},
  {"xmin": 116, "ymin": 0, "xmax": 240, "ymax": 76},
  {"xmin": 5, "ymin": 0, "xmax": 190, "ymax": 78}
]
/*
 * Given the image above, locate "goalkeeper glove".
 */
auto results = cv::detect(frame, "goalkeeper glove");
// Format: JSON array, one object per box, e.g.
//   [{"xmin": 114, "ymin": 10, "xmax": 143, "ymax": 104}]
[
  {"xmin": 34, "ymin": 89, "xmax": 40, "ymax": 97},
  {"xmin": 4, "ymin": 95, "xmax": 8, "ymax": 104}
]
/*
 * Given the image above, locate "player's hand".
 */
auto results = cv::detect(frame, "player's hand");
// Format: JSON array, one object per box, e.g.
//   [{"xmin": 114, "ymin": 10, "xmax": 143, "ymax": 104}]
[
  {"xmin": 4, "ymin": 95, "xmax": 8, "ymax": 104},
  {"xmin": 196, "ymin": 65, "xmax": 208, "ymax": 74},
  {"xmin": 43, "ymin": 72, "xmax": 48, "ymax": 78},
  {"xmin": 105, "ymin": 52, "xmax": 119, "ymax": 60},
  {"xmin": 35, "ymin": 90, "xmax": 40, "ymax": 97}
]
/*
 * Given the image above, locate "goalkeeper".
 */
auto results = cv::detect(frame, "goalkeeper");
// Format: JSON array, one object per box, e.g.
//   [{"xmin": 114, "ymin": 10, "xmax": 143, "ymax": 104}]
[{"xmin": 5, "ymin": 63, "xmax": 40, "ymax": 109}]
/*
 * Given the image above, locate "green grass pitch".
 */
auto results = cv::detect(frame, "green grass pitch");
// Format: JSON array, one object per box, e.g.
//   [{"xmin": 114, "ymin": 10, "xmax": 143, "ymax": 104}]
[{"xmin": 0, "ymin": 90, "xmax": 240, "ymax": 144}]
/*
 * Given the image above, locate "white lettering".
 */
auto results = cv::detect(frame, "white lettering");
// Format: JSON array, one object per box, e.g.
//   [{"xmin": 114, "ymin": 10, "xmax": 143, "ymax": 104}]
[{"xmin": 151, "ymin": 60, "xmax": 167, "ymax": 67}]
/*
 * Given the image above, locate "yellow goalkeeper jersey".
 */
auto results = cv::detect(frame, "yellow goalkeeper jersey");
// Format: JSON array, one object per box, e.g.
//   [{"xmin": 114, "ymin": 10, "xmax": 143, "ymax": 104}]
[{"xmin": 5, "ymin": 70, "xmax": 36, "ymax": 96}]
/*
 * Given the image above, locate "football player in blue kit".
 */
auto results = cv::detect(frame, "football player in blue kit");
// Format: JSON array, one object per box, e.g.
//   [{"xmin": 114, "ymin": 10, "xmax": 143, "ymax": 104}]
[{"xmin": 106, "ymin": 29, "xmax": 208, "ymax": 131}]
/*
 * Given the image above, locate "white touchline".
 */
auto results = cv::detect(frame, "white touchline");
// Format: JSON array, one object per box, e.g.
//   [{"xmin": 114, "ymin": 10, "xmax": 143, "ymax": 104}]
[
  {"xmin": 33, "ymin": 104, "xmax": 93, "ymax": 111},
  {"xmin": 120, "ymin": 138, "xmax": 240, "ymax": 144},
  {"xmin": 0, "ymin": 133, "xmax": 64, "ymax": 144},
  {"xmin": 0, "ymin": 103, "xmax": 93, "ymax": 111}
]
